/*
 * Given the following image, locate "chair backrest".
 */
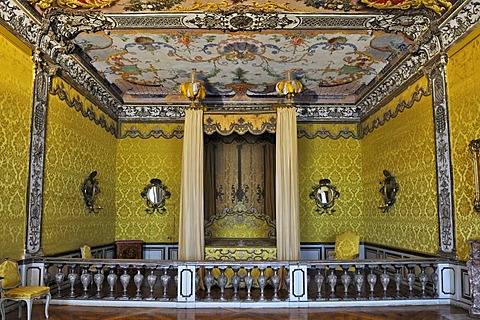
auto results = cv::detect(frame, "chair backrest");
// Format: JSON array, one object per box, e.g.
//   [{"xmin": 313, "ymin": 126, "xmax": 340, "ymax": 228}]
[
  {"xmin": 334, "ymin": 232, "xmax": 360, "ymax": 260},
  {"xmin": 0, "ymin": 258, "xmax": 21, "ymax": 289},
  {"xmin": 80, "ymin": 245, "xmax": 93, "ymax": 259}
]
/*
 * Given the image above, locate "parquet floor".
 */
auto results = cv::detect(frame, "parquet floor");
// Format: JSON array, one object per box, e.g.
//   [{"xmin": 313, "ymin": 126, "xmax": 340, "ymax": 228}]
[{"xmin": 4, "ymin": 304, "xmax": 471, "ymax": 320}]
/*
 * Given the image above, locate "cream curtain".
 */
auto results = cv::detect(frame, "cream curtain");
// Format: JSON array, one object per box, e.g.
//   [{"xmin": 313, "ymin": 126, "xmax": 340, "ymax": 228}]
[
  {"xmin": 178, "ymin": 108, "xmax": 204, "ymax": 260},
  {"xmin": 275, "ymin": 106, "xmax": 300, "ymax": 260}
]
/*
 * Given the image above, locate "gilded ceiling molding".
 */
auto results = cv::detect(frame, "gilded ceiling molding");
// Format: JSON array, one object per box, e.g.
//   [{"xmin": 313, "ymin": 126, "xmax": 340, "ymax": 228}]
[
  {"xmin": 117, "ymin": 105, "xmax": 186, "ymax": 120},
  {"xmin": 297, "ymin": 126, "xmax": 360, "ymax": 139},
  {"xmin": 360, "ymin": 83, "xmax": 431, "ymax": 138},
  {"xmin": 361, "ymin": 0, "xmax": 451, "ymax": 15},
  {"xmin": 25, "ymin": 50, "xmax": 57, "ymax": 257},
  {"xmin": 425, "ymin": 54, "xmax": 457, "ymax": 259},
  {"xmin": 438, "ymin": 0, "xmax": 480, "ymax": 49},
  {"xmin": 297, "ymin": 105, "xmax": 360, "ymax": 120},
  {"xmin": 118, "ymin": 124, "xmax": 184, "ymax": 139},
  {"xmin": 50, "ymin": 80, "xmax": 118, "ymax": 136},
  {"xmin": 204, "ymin": 114, "xmax": 276, "ymax": 136}
]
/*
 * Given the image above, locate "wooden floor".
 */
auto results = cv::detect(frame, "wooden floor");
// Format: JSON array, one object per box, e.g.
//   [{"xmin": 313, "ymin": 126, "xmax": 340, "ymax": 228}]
[{"xmin": 4, "ymin": 304, "xmax": 472, "ymax": 320}]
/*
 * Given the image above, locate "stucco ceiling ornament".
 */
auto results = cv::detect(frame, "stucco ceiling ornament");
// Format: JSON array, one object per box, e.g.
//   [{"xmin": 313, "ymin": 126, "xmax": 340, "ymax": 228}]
[
  {"xmin": 361, "ymin": 0, "xmax": 452, "ymax": 15},
  {"xmin": 365, "ymin": 11, "xmax": 433, "ymax": 41},
  {"xmin": 183, "ymin": 4, "xmax": 300, "ymax": 31},
  {"xmin": 40, "ymin": 8, "xmax": 116, "ymax": 54}
]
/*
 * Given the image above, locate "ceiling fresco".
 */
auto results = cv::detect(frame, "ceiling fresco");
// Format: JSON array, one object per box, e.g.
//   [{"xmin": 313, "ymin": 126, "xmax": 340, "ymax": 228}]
[
  {"xmin": 13, "ymin": 0, "xmax": 469, "ymax": 119},
  {"xmin": 75, "ymin": 30, "xmax": 411, "ymax": 104}
]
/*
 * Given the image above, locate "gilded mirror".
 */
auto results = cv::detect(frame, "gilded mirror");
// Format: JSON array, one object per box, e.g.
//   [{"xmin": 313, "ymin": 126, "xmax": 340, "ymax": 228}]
[
  {"xmin": 82, "ymin": 171, "xmax": 101, "ymax": 213},
  {"xmin": 379, "ymin": 170, "xmax": 399, "ymax": 213},
  {"xmin": 141, "ymin": 178, "xmax": 171, "ymax": 214},
  {"xmin": 309, "ymin": 178, "xmax": 340, "ymax": 215},
  {"xmin": 469, "ymin": 139, "xmax": 480, "ymax": 212}
]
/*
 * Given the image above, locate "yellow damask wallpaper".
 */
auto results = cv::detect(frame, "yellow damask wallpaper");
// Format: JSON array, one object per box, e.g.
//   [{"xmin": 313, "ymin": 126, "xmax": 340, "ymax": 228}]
[
  {"xmin": 361, "ymin": 77, "xmax": 438, "ymax": 255},
  {"xmin": 116, "ymin": 124, "xmax": 183, "ymax": 242},
  {"xmin": 447, "ymin": 32, "xmax": 480, "ymax": 261},
  {"xmin": 298, "ymin": 123, "xmax": 363, "ymax": 242},
  {"xmin": 0, "ymin": 26, "xmax": 33, "ymax": 260},
  {"xmin": 42, "ymin": 78, "xmax": 117, "ymax": 255}
]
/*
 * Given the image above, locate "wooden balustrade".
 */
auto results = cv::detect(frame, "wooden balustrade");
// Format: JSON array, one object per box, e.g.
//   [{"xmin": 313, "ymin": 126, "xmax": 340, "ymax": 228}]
[{"xmin": 37, "ymin": 258, "xmax": 444, "ymax": 306}]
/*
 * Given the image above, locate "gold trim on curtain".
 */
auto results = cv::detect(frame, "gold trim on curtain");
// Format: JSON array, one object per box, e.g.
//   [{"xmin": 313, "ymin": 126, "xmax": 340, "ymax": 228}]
[
  {"xmin": 275, "ymin": 106, "xmax": 300, "ymax": 260},
  {"xmin": 178, "ymin": 108, "xmax": 205, "ymax": 260}
]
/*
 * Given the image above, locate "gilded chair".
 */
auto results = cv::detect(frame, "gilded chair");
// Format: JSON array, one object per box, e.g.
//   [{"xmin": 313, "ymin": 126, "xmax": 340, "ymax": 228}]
[
  {"xmin": 328, "ymin": 232, "xmax": 360, "ymax": 271},
  {"xmin": 0, "ymin": 258, "xmax": 50, "ymax": 320}
]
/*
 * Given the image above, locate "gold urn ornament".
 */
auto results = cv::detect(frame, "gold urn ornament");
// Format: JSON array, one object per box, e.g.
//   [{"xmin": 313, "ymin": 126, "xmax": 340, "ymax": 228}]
[
  {"xmin": 275, "ymin": 71, "xmax": 303, "ymax": 105},
  {"xmin": 180, "ymin": 69, "xmax": 206, "ymax": 103}
]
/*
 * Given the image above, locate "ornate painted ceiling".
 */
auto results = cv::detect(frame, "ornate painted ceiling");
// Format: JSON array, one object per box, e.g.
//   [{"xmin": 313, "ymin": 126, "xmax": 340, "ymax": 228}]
[{"xmin": 2, "ymin": 0, "xmax": 478, "ymax": 121}]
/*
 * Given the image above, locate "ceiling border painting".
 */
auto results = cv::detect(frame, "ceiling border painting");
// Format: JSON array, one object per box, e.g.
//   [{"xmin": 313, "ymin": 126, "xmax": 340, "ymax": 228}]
[{"xmin": 0, "ymin": 0, "xmax": 478, "ymax": 123}]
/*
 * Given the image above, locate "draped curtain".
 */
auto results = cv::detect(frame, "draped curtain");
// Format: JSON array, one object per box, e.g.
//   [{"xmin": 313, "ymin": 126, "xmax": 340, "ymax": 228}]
[
  {"xmin": 275, "ymin": 106, "xmax": 300, "ymax": 260},
  {"xmin": 178, "ymin": 108, "xmax": 204, "ymax": 260}
]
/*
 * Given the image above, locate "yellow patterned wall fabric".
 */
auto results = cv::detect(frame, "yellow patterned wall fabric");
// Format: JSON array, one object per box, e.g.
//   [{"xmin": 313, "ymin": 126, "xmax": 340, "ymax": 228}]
[
  {"xmin": 42, "ymin": 78, "xmax": 117, "ymax": 255},
  {"xmin": 297, "ymin": 122, "xmax": 359, "ymax": 139},
  {"xmin": 447, "ymin": 33, "xmax": 480, "ymax": 261},
  {"xmin": 115, "ymin": 130, "xmax": 183, "ymax": 242},
  {"xmin": 0, "ymin": 27, "xmax": 33, "ymax": 260},
  {"xmin": 361, "ymin": 77, "xmax": 438, "ymax": 255},
  {"xmin": 298, "ymin": 124, "xmax": 363, "ymax": 242},
  {"xmin": 119, "ymin": 122, "xmax": 184, "ymax": 139},
  {"xmin": 204, "ymin": 113, "xmax": 276, "ymax": 136}
]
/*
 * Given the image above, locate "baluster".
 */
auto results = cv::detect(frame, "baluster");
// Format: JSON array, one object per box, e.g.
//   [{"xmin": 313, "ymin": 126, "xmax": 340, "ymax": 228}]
[
  {"xmin": 204, "ymin": 267, "xmax": 214, "ymax": 302},
  {"xmin": 271, "ymin": 267, "xmax": 281, "ymax": 302},
  {"xmin": 244, "ymin": 267, "xmax": 253, "ymax": 302},
  {"xmin": 380, "ymin": 265, "xmax": 391, "ymax": 299},
  {"xmin": 133, "ymin": 267, "xmax": 144, "ymax": 300},
  {"xmin": 146, "ymin": 267, "xmax": 158, "ymax": 301},
  {"xmin": 195, "ymin": 268, "xmax": 200, "ymax": 293},
  {"xmin": 406, "ymin": 265, "xmax": 416, "ymax": 298},
  {"xmin": 80, "ymin": 265, "xmax": 92, "ymax": 298},
  {"xmin": 341, "ymin": 266, "xmax": 351, "ymax": 300},
  {"xmin": 367, "ymin": 266, "xmax": 377, "ymax": 300},
  {"xmin": 160, "ymin": 267, "xmax": 171, "ymax": 301},
  {"xmin": 217, "ymin": 267, "xmax": 228, "ymax": 302},
  {"xmin": 354, "ymin": 266, "xmax": 365, "ymax": 300},
  {"xmin": 67, "ymin": 264, "xmax": 78, "ymax": 298},
  {"xmin": 231, "ymin": 267, "xmax": 241, "ymax": 301},
  {"xmin": 314, "ymin": 266, "xmax": 325, "ymax": 301},
  {"xmin": 327, "ymin": 266, "xmax": 337, "ymax": 300},
  {"xmin": 285, "ymin": 267, "xmax": 290, "ymax": 297},
  {"xmin": 430, "ymin": 265, "xmax": 439, "ymax": 298},
  {"xmin": 393, "ymin": 265, "xmax": 403, "ymax": 299},
  {"xmin": 258, "ymin": 266, "xmax": 268, "ymax": 301},
  {"xmin": 418, "ymin": 264, "xmax": 429, "ymax": 298},
  {"xmin": 119, "ymin": 265, "xmax": 131, "ymax": 300},
  {"xmin": 43, "ymin": 263, "xmax": 51, "ymax": 287},
  {"xmin": 54, "ymin": 264, "xmax": 65, "ymax": 298},
  {"xmin": 93, "ymin": 265, "xmax": 105, "ymax": 299},
  {"xmin": 105, "ymin": 265, "xmax": 117, "ymax": 300}
]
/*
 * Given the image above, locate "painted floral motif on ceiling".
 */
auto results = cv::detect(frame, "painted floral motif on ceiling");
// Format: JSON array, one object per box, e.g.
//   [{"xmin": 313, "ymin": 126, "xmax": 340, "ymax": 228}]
[{"xmin": 74, "ymin": 30, "xmax": 410, "ymax": 103}]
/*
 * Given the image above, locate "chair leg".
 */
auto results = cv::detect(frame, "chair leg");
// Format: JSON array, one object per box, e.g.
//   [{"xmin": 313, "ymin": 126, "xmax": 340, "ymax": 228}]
[
  {"xmin": 44, "ymin": 293, "xmax": 51, "ymax": 318},
  {"xmin": 25, "ymin": 299, "xmax": 32, "ymax": 320},
  {"xmin": 18, "ymin": 300, "xmax": 23, "ymax": 319},
  {"xmin": 0, "ymin": 299, "xmax": 5, "ymax": 320}
]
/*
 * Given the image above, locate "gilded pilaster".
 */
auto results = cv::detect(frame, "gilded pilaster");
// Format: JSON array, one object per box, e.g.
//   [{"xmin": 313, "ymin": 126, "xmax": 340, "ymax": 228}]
[
  {"xmin": 25, "ymin": 50, "xmax": 57, "ymax": 257},
  {"xmin": 426, "ymin": 54, "xmax": 457, "ymax": 259}
]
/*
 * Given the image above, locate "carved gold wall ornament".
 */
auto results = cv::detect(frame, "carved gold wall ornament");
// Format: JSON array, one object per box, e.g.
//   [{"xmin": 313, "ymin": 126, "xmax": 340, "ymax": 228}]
[
  {"xmin": 174, "ymin": 0, "xmax": 295, "ymax": 12},
  {"xmin": 361, "ymin": 0, "xmax": 452, "ymax": 15},
  {"xmin": 469, "ymin": 139, "xmax": 480, "ymax": 212},
  {"xmin": 30, "ymin": 0, "xmax": 118, "ymax": 9}
]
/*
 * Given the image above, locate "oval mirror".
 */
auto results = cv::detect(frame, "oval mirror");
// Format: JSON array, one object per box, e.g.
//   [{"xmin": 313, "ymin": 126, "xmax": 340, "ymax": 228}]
[
  {"xmin": 309, "ymin": 178, "xmax": 340, "ymax": 215},
  {"xmin": 141, "ymin": 178, "xmax": 171, "ymax": 214},
  {"xmin": 379, "ymin": 170, "xmax": 399, "ymax": 212}
]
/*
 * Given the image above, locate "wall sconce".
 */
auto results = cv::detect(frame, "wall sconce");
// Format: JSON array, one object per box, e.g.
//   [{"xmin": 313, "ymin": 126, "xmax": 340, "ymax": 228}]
[
  {"xmin": 469, "ymin": 139, "xmax": 480, "ymax": 212},
  {"xmin": 379, "ymin": 170, "xmax": 399, "ymax": 213},
  {"xmin": 309, "ymin": 178, "xmax": 340, "ymax": 215},
  {"xmin": 82, "ymin": 171, "xmax": 101, "ymax": 213},
  {"xmin": 141, "ymin": 178, "xmax": 171, "ymax": 214}
]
